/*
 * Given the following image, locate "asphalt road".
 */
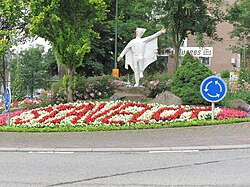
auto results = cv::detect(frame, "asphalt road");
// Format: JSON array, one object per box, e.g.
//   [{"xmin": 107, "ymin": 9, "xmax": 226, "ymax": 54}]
[
  {"xmin": 0, "ymin": 122, "xmax": 250, "ymax": 152},
  {"xmin": 1, "ymin": 122, "xmax": 250, "ymax": 186},
  {"xmin": 0, "ymin": 149, "xmax": 250, "ymax": 186}
]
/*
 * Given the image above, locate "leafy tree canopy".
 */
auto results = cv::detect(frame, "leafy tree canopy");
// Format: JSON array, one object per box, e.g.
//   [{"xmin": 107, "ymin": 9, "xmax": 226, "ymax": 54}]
[
  {"xmin": 2, "ymin": 0, "xmax": 109, "ymax": 102},
  {"xmin": 11, "ymin": 45, "xmax": 55, "ymax": 100},
  {"xmin": 227, "ymin": 0, "xmax": 250, "ymax": 40},
  {"xmin": 151, "ymin": 0, "xmax": 224, "ymax": 70}
]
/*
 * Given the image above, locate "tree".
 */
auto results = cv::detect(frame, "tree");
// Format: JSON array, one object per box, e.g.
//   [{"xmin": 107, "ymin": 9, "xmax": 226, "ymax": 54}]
[
  {"xmin": 78, "ymin": 0, "xmax": 165, "ymax": 77},
  {"xmin": 30, "ymin": 1, "xmax": 108, "ymax": 102},
  {"xmin": 171, "ymin": 53, "xmax": 213, "ymax": 105},
  {"xmin": 0, "ymin": 1, "xmax": 30, "ymax": 94},
  {"xmin": 11, "ymin": 45, "xmax": 53, "ymax": 100},
  {"xmin": 2, "ymin": 0, "xmax": 108, "ymax": 102},
  {"xmin": 227, "ymin": 0, "xmax": 250, "ymax": 65},
  {"xmin": 152, "ymin": 0, "xmax": 224, "ymax": 72},
  {"xmin": 0, "ymin": 13, "xmax": 14, "ymax": 93},
  {"xmin": 43, "ymin": 48, "xmax": 58, "ymax": 79},
  {"xmin": 10, "ymin": 51, "xmax": 25, "ymax": 101},
  {"xmin": 227, "ymin": 0, "xmax": 250, "ymax": 34}
]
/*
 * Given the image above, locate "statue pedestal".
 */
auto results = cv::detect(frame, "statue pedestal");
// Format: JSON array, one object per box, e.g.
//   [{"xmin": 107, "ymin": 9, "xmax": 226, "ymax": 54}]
[{"xmin": 110, "ymin": 86, "xmax": 150, "ymax": 102}]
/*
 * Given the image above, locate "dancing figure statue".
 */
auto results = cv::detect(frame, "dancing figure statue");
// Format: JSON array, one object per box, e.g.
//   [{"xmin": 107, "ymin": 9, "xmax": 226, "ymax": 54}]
[{"xmin": 117, "ymin": 28, "xmax": 166, "ymax": 87}]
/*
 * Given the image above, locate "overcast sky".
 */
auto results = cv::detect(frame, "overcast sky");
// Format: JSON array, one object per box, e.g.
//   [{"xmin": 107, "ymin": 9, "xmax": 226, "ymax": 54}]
[{"xmin": 12, "ymin": 37, "xmax": 51, "ymax": 53}]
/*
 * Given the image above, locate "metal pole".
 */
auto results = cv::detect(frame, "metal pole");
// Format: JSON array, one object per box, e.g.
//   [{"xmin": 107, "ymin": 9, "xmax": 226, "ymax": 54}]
[
  {"xmin": 211, "ymin": 102, "xmax": 215, "ymax": 120},
  {"xmin": 7, "ymin": 110, "xmax": 10, "ymax": 126},
  {"xmin": 114, "ymin": 0, "xmax": 118, "ymax": 69},
  {"xmin": 244, "ymin": 33, "xmax": 246, "ymax": 68}
]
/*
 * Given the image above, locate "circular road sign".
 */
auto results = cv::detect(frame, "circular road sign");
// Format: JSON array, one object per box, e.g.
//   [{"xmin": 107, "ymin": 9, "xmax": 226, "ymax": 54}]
[
  {"xmin": 200, "ymin": 76, "xmax": 227, "ymax": 103},
  {"xmin": 4, "ymin": 87, "xmax": 11, "ymax": 111}
]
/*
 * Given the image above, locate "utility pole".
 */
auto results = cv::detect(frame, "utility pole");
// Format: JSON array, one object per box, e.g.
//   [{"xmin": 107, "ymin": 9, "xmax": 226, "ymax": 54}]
[
  {"xmin": 244, "ymin": 32, "xmax": 246, "ymax": 68},
  {"xmin": 112, "ymin": 0, "xmax": 119, "ymax": 77},
  {"xmin": 114, "ymin": 0, "xmax": 118, "ymax": 69}
]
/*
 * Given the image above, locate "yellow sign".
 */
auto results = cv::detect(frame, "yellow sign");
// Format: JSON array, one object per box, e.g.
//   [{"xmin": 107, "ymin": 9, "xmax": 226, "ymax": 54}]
[
  {"xmin": 230, "ymin": 71, "xmax": 240, "ymax": 83},
  {"xmin": 112, "ymin": 68, "xmax": 119, "ymax": 77}
]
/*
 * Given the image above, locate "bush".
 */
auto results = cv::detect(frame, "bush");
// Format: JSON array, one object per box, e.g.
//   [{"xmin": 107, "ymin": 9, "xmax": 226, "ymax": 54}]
[
  {"xmin": 142, "ymin": 72, "xmax": 171, "ymax": 97},
  {"xmin": 74, "ymin": 75, "xmax": 115, "ymax": 100},
  {"xmin": 219, "ymin": 68, "xmax": 250, "ymax": 107},
  {"xmin": 220, "ymin": 70, "xmax": 230, "ymax": 79},
  {"xmin": 50, "ymin": 82, "xmax": 68, "ymax": 104},
  {"xmin": 171, "ymin": 53, "xmax": 213, "ymax": 105},
  {"xmin": 239, "ymin": 68, "xmax": 250, "ymax": 84}
]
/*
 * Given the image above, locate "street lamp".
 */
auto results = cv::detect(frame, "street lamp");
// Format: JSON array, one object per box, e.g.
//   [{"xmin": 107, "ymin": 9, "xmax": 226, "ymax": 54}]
[
  {"xmin": 243, "ymin": 28, "xmax": 249, "ymax": 68},
  {"xmin": 114, "ymin": 0, "xmax": 118, "ymax": 69},
  {"xmin": 112, "ymin": 0, "xmax": 119, "ymax": 77}
]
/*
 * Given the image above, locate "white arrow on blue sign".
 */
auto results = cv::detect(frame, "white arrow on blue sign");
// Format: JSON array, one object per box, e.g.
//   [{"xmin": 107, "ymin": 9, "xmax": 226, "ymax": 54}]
[
  {"xmin": 200, "ymin": 76, "xmax": 227, "ymax": 103},
  {"xmin": 5, "ymin": 87, "xmax": 11, "ymax": 111}
]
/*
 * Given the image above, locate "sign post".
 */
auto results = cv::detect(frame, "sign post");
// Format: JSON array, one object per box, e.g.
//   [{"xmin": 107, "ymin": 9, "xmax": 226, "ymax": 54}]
[
  {"xmin": 4, "ymin": 87, "xmax": 11, "ymax": 125},
  {"xmin": 200, "ymin": 76, "xmax": 227, "ymax": 120}
]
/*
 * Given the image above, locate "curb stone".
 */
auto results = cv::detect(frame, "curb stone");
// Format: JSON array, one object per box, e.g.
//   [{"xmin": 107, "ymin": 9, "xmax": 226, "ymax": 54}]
[{"xmin": 0, "ymin": 144, "xmax": 250, "ymax": 153}]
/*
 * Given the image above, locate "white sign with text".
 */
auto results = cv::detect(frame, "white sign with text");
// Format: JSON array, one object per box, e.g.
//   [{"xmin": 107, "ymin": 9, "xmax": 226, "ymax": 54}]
[{"xmin": 180, "ymin": 47, "xmax": 213, "ymax": 57}]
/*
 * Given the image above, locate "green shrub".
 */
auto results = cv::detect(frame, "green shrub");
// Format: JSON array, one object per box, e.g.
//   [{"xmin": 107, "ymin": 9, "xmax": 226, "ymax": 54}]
[
  {"xmin": 220, "ymin": 70, "xmax": 230, "ymax": 79},
  {"xmin": 171, "ymin": 53, "xmax": 213, "ymax": 105},
  {"xmin": 142, "ymin": 72, "xmax": 171, "ymax": 97},
  {"xmin": 74, "ymin": 75, "xmax": 115, "ymax": 100},
  {"xmin": 239, "ymin": 68, "xmax": 250, "ymax": 84},
  {"xmin": 50, "ymin": 82, "xmax": 68, "ymax": 104},
  {"xmin": 219, "ymin": 68, "xmax": 250, "ymax": 107},
  {"xmin": 220, "ymin": 90, "xmax": 250, "ymax": 107}
]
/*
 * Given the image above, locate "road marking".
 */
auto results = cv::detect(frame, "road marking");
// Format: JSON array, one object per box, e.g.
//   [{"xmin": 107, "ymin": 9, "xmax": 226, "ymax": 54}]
[
  {"xmin": 149, "ymin": 150, "xmax": 200, "ymax": 154},
  {"xmin": 28, "ymin": 151, "xmax": 75, "ymax": 154},
  {"xmin": 55, "ymin": 152, "xmax": 75, "ymax": 154}
]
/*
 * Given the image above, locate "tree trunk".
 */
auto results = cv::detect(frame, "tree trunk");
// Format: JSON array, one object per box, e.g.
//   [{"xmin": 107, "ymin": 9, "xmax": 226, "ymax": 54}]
[
  {"xmin": 173, "ymin": 46, "xmax": 180, "ymax": 73},
  {"xmin": 57, "ymin": 62, "xmax": 67, "ymax": 80},
  {"xmin": 2, "ymin": 56, "xmax": 7, "ymax": 94},
  {"xmin": 67, "ymin": 66, "xmax": 75, "ymax": 102}
]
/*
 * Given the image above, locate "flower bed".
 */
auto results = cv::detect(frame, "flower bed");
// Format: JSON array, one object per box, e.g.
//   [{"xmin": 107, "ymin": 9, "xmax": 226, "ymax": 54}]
[
  {"xmin": 6, "ymin": 101, "xmax": 248, "ymax": 128},
  {"xmin": 0, "ymin": 109, "xmax": 28, "ymax": 126}
]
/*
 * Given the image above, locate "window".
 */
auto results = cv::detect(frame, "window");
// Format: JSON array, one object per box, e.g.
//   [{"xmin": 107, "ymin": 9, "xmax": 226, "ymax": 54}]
[{"xmin": 199, "ymin": 57, "xmax": 211, "ymax": 66}]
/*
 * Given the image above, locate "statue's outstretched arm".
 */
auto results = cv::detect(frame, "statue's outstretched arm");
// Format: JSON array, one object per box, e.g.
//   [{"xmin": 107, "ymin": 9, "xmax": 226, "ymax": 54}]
[
  {"xmin": 144, "ymin": 28, "xmax": 166, "ymax": 42},
  {"xmin": 117, "ymin": 40, "xmax": 133, "ymax": 61}
]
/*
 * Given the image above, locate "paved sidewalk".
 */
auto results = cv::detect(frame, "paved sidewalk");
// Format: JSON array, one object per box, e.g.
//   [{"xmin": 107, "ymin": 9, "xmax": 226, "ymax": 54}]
[{"xmin": 0, "ymin": 122, "xmax": 250, "ymax": 152}]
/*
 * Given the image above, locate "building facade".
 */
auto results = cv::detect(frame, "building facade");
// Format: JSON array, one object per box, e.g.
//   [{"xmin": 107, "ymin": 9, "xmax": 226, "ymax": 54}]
[{"xmin": 167, "ymin": 0, "xmax": 248, "ymax": 76}]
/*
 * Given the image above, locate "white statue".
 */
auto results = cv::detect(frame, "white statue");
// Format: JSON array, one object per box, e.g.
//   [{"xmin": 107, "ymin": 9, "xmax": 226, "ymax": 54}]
[{"xmin": 117, "ymin": 28, "xmax": 166, "ymax": 87}]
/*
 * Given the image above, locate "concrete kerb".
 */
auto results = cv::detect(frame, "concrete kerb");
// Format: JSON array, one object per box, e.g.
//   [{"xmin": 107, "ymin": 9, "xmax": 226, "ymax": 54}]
[{"xmin": 0, "ymin": 144, "xmax": 250, "ymax": 153}]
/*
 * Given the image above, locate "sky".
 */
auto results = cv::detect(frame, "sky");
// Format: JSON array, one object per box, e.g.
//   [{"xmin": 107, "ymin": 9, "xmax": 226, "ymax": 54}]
[{"xmin": 12, "ymin": 37, "xmax": 52, "ymax": 53}]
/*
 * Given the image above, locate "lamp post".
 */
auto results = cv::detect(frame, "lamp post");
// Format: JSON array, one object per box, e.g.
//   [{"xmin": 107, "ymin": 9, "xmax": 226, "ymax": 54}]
[
  {"xmin": 243, "ymin": 28, "xmax": 249, "ymax": 68},
  {"xmin": 244, "ymin": 32, "xmax": 246, "ymax": 68},
  {"xmin": 112, "ymin": 0, "xmax": 119, "ymax": 77},
  {"xmin": 114, "ymin": 0, "xmax": 118, "ymax": 69}
]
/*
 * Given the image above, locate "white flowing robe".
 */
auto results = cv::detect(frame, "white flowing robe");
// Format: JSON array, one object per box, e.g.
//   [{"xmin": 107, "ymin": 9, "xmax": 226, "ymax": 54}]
[{"xmin": 119, "ymin": 30, "xmax": 161, "ymax": 76}]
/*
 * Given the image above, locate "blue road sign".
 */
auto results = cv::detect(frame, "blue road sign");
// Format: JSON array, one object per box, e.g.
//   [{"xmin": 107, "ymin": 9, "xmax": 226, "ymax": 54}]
[
  {"xmin": 200, "ymin": 76, "xmax": 227, "ymax": 103},
  {"xmin": 5, "ymin": 87, "xmax": 11, "ymax": 111}
]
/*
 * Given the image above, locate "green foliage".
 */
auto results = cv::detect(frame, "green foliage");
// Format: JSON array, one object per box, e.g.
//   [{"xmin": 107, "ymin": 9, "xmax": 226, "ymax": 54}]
[
  {"xmin": 74, "ymin": 75, "xmax": 115, "ymax": 100},
  {"xmin": 220, "ymin": 70, "xmax": 230, "ymax": 79},
  {"xmin": 12, "ymin": 76, "xmax": 26, "ymax": 101},
  {"xmin": 10, "ymin": 45, "xmax": 53, "ymax": 100},
  {"xmin": 221, "ymin": 90, "xmax": 250, "ymax": 107},
  {"xmin": 62, "ymin": 75, "xmax": 68, "ymax": 90},
  {"xmin": 220, "ymin": 68, "xmax": 250, "ymax": 106},
  {"xmin": 227, "ymin": 0, "xmax": 250, "ymax": 37},
  {"xmin": 227, "ymin": 0, "xmax": 250, "ymax": 56},
  {"xmin": 116, "ymin": 0, "xmax": 168, "ymax": 76},
  {"xmin": 30, "ymin": 0, "xmax": 108, "ymax": 101},
  {"xmin": 1, "ymin": 118, "xmax": 250, "ymax": 132},
  {"xmin": 142, "ymin": 72, "xmax": 171, "ymax": 98},
  {"xmin": 239, "ymin": 68, "xmax": 250, "ymax": 84},
  {"xmin": 50, "ymin": 82, "xmax": 68, "ymax": 105},
  {"xmin": 2, "ymin": 0, "xmax": 109, "ymax": 102},
  {"xmin": 171, "ymin": 53, "xmax": 213, "ymax": 105},
  {"xmin": 151, "ymin": 0, "xmax": 224, "ymax": 70},
  {"xmin": 43, "ymin": 48, "xmax": 58, "ymax": 77}
]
